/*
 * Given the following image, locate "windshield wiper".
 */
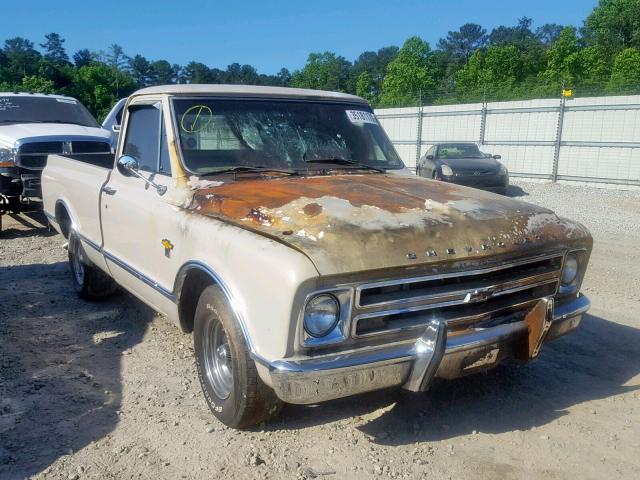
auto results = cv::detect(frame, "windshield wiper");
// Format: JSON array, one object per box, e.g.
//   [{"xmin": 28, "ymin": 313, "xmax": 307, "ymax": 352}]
[
  {"xmin": 304, "ymin": 157, "xmax": 385, "ymax": 173},
  {"xmin": 204, "ymin": 165, "xmax": 299, "ymax": 176}
]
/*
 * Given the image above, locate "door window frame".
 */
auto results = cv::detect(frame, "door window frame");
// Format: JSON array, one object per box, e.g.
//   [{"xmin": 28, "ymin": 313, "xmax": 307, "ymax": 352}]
[{"xmin": 117, "ymin": 97, "xmax": 171, "ymax": 176}]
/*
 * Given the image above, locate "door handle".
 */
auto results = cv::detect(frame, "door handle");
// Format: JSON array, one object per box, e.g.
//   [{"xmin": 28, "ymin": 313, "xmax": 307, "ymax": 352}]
[{"xmin": 102, "ymin": 186, "xmax": 117, "ymax": 195}]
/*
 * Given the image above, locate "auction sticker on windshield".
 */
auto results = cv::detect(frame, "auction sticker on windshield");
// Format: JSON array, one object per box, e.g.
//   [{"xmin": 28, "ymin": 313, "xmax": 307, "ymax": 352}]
[{"xmin": 346, "ymin": 110, "xmax": 378, "ymax": 125}]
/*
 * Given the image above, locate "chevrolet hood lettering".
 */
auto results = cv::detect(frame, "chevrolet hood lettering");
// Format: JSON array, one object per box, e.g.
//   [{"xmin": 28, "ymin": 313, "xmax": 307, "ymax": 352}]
[{"xmin": 186, "ymin": 174, "xmax": 591, "ymax": 275}]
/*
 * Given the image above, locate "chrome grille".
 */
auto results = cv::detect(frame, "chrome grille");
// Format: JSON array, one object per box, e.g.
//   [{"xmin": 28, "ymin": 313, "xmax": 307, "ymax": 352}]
[
  {"xmin": 16, "ymin": 142, "xmax": 63, "ymax": 169},
  {"xmin": 72, "ymin": 141, "xmax": 111, "ymax": 153},
  {"xmin": 352, "ymin": 254, "xmax": 563, "ymax": 338},
  {"xmin": 456, "ymin": 169, "xmax": 494, "ymax": 176}
]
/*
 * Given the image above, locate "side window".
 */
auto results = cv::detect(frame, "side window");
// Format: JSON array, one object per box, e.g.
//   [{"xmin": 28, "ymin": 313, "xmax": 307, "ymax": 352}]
[
  {"xmin": 123, "ymin": 105, "xmax": 160, "ymax": 172},
  {"xmin": 159, "ymin": 119, "xmax": 171, "ymax": 175}
]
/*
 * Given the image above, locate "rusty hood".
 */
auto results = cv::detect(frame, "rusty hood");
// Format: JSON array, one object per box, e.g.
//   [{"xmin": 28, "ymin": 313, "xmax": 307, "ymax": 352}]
[{"xmin": 186, "ymin": 174, "xmax": 590, "ymax": 275}]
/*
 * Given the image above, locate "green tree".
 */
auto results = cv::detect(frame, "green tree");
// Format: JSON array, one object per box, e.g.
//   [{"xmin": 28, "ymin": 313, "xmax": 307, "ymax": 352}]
[
  {"xmin": 151, "ymin": 60, "xmax": 180, "ymax": 84},
  {"xmin": 351, "ymin": 46, "xmax": 398, "ymax": 101},
  {"xmin": 379, "ymin": 37, "xmax": 437, "ymax": 106},
  {"xmin": 456, "ymin": 45, "xmax": 523, "ymax": 101},
  {"xmin": 291, "ymin": 52, "xmax": 352, "ymax": 92},
  {"xmin": 40, "ymin": 33, "xmax": 69, "ymax": 64},
  {"xmin": 73, "ymin": 49, "xmax": 93, "ymax": 68},
  {"xmin": 574, "ymin": 46, "xmax": 611, "ymax": 90},
  {"xmin": 105, "ymin": 44, "xmax": 128, "ymax": 70},
  {"xmin": 584, "ymin": 0, "xmax": 640, "ymax": 51},
  {"xmin": 70, "ymin": 63, "xmax": 136, "ymax": 119},
  {"xmin": 542, "ymin": 27, "xmax": 580, "ymax": 86},
  {"xmin": 182, "ymin": 61, "xmax": 210, "ymax": 83},
  {"xmin": 536, "ymin": 24, "xmax": 565, "ymax": 44},
  {"xmin": 129, "ymin": 54, "xmax": 154, "ymax": 87},
  {"xmin": 275, "ymin": 68, "xmax": 292, "ymax": 86},
  {"xmin": 355, "ymin": 71, "xmax": 375, "ymax": 103},
  {"xmin": 225, "ymin": 63, "xmax": 260, "ymax": 84},
  {"xmin": 2, "ymin": 37, "xmax": 42, "ymax": 82},
  {"xmin": 18, "ymin": 75, "xmax": 55, "ymax": 93},
  {"xmin": 104, "ymin": 44, "xmax": 130, "ymax": 96},
  {"xmin": 607, "ymin": 47, "xmax": 640, "ymax": 93},
  {"xmin": 488, "ymin": 17, "xmax": 536, "ymax": 47},
  {"xmin": 437, "ymin": 23, "xmax": 487, "ymax": 60}
]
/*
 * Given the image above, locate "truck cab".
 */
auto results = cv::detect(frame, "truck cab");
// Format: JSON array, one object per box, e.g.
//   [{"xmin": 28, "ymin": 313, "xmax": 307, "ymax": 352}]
[{"xmin": 42, "ymin": 85, "xmax": 592, "ymax": 428}]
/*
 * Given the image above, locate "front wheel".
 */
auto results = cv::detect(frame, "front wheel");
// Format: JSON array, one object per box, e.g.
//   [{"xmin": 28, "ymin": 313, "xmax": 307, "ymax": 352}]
[{"xmin": 193, "ymin": 285, "xmax": 283, "ymax": 428}]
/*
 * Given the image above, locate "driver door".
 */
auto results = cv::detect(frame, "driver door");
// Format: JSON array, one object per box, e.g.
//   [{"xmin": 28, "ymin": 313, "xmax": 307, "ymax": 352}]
[{"xmin": 100, "ymin": 100, "xmax": 176, "ymax": 314}]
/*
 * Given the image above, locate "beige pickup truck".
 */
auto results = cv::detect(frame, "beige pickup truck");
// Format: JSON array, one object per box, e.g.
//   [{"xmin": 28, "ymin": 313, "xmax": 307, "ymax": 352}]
[{"xmin": 42, "ymin": 85, "xmax": 592, "ymax": 428}]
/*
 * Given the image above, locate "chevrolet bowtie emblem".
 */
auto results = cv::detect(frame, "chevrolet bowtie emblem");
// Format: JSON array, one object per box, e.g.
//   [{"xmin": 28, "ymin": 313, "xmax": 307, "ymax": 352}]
[{"xmin": 161, "ymin": 238, "xmax": 174, "ymax": 258}]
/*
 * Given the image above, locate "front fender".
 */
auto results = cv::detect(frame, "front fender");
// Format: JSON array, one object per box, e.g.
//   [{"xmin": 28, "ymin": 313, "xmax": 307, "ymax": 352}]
[{"xmin": 172, "ymin": 211, "xmax": 320, "ymax": 365}]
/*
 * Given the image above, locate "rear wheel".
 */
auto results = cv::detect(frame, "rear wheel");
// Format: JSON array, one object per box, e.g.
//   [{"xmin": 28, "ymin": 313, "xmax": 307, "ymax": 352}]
[
  {"xmin": 193, "ymin": 285, "xmax": 283, "ymax": 428},
  {"xmin": 68, "ymin": 233, "xmax": 117, "ymax": 299}
]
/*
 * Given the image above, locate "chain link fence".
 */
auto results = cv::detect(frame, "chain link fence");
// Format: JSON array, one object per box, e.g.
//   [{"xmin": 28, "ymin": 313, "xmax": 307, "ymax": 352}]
[{"xmin": 375, "ymin": 94, "xmax": 640, "ymax": 186}]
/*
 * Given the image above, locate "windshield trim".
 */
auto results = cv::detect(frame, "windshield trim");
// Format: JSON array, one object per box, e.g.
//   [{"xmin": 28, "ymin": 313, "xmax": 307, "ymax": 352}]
[{"xmin": 168, "ymin": 95, "xmax": 405, "ymax": 178}]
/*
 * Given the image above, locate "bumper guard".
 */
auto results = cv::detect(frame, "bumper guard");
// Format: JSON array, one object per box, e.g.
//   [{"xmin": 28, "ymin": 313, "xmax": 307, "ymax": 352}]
[{"xmin": 269, "ymin": 295, "xmax": 590, "ymax": 404}]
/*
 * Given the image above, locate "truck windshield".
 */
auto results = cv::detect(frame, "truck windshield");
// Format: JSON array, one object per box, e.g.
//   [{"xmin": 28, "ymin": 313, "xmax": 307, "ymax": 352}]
[
  {"xmin": 172, "ymin": 98, "xmax": 404, "ymax": 174},
  {"xmin": 0, "ymin": 95, "xmax": 99, "ymax": 127}
]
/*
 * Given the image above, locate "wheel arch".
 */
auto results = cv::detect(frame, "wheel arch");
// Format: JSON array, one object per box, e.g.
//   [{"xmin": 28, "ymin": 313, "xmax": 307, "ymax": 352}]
[
  {"xmin": 174, "ymin": 262, "xmax": 259, "ymax": 365},
  {"xmin": 54, "ymin": 199, "xmax": 74, "ymax": 239}
]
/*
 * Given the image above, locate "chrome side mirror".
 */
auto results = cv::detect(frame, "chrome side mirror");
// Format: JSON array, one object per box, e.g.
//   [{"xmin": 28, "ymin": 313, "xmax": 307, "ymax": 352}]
[
  {"xmin": 117, "ymin": 155, "xmax": 138, "ymax": 176},
  {"xmin": 116, "ymin": 155, "xmax": 167, "ymax": 196}
]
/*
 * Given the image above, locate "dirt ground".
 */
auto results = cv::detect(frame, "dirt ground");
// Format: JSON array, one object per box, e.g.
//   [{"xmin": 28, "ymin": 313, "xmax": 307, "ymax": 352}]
[{"xmin": 1, "ymin": 180, "xmax": 639, "ymax": 480}]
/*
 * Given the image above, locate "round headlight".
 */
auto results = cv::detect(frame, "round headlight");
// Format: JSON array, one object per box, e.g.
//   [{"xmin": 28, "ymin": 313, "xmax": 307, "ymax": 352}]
[
  {"xmin": 562, "ymin": 254, "xmax": 579, "ymax": 285},
  {"xmin": 440, "ymin": 164, "xmax": 454, "ymax": 176},
  {"xmin": 304, "ymin": 294, "xmax": 340, "ymax": 338}
]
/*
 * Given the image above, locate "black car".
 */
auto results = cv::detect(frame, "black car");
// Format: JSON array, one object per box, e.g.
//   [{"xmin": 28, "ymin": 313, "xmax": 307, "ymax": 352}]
[{"xmin": 417, "ymin": 142, "xmax": 509, "ymax": 194}]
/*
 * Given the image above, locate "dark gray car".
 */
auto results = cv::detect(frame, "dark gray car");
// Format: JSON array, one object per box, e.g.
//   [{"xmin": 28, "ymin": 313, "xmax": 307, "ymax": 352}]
[{"xmin": 417, "ymin": 142, "xmax": 509, "ymax": 195}]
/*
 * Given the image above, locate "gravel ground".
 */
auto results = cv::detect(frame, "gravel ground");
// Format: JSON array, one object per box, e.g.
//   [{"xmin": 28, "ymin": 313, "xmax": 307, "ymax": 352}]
[{"xmin": 1, "ymin": 180, "xmax": 639, "ymax": 480}]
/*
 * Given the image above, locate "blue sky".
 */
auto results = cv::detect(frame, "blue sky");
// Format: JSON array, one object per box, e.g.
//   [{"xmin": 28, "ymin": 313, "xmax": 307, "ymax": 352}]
[{"xmin": 3, "ymin": 0, "xmax": 598, "ymax": 74}]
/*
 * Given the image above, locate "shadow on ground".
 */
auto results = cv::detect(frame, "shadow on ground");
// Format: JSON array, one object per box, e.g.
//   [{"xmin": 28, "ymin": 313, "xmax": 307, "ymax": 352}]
[
  {"xmin": 274, "ymin": 313, "xmax": 640, "ymax": 444},
  {"xmin": 0, "ymin": 261, "xmax": 154, "ymax": 479},
  {"xmin": 0, "ymin": 211, "xmax": 54, "ymax": 239},
  {"xmin": 505, "ymin": 184, "xmax": 529, "ymax": 197}
]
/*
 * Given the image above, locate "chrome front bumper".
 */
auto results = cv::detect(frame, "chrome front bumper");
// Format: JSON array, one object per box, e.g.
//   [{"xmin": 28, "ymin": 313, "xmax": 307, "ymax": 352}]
[{"xmin": 269, "ymin": 295, "xmax": 590, "ymax": 404}]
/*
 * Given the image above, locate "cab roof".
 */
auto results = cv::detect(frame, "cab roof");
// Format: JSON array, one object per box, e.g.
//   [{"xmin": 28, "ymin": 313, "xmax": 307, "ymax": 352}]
[{"xmin": 133, "ymin": 84, "xmax": 368, "ymax": 104}]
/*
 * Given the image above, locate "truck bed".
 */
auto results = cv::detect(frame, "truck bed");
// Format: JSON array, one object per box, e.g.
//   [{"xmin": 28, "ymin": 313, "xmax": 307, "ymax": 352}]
[{"xmin": 42, "ymin": 153, "xmax": 113, "ymax": 250}]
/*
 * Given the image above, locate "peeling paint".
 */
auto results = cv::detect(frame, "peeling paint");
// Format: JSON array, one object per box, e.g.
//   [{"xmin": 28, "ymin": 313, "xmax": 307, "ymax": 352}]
[
  {"xmin": 187, "ymin": 175, "xmax": 224, "ymax": 190},
  {"xmin": 185, "ymin": 174, "xmax": 592, "ymax": 274}
]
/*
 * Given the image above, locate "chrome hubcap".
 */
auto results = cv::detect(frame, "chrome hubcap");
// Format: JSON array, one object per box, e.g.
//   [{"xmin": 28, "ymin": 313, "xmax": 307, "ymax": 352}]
[{"xmin": 203, "ymin": 319, "xmax": 233, "ymax": 399}]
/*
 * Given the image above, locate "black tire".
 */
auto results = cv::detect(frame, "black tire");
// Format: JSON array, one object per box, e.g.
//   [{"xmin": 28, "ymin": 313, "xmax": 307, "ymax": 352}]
[
  {"xmin": 68, "ymin": 233, "xmax": 117, "ymax": 300},
  {"xmin": 193, "ymin": 285, "xmax": 283, "ymax": 428}
]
